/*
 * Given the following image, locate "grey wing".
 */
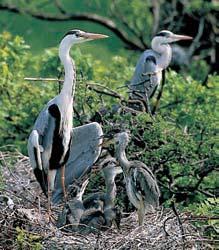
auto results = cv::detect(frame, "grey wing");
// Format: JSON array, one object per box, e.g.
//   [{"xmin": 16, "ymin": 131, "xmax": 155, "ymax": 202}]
[
  {"xmin": 132, "ymin": 165, "xmax": 160, "ymax": 209},
  {"xmin": 27, "ymin": 101, "xmax": 57, "ymax": 195},
  {"xmin": 129, "ymin": 50, "xmax": 162, "ymax": 99},
  {"xmin": 27, "ymin": 107, "xmax": 52, "ymax": 196},
  {"xmin": 52, "ymin": 122, "xmax": 103, "ymax": 203}
]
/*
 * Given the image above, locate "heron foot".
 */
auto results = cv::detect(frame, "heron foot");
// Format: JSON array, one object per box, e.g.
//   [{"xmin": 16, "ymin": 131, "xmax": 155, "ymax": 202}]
[
  {"xmin": 137, "ymin": 207, "xmax": 145, "ymax": 227},
  {"xmin": 61, "ymin": 165, "xmax": 67, "ymax": 203}
]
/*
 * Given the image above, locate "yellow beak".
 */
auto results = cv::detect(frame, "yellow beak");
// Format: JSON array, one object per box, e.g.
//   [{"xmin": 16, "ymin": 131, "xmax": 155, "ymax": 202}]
[{"xmin": 81, "ymin": 32, "xmax": 109, "ymax": 40}]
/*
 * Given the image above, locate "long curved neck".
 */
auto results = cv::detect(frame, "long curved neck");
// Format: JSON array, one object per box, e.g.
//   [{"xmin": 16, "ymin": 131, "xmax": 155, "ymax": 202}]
[
  {"xmin": 151, "ymin": 39, "xmax": 172, "ymax": 69},
  {"xmin": 103, "ymin": 172, "xmax": 117, "ymax": 226},
  {"xmin": 116, "ymin": 144, "xmax": 129, "ymax": 170},
  {"xmin": 59, "ymin": 38, "xmax": 76, "ymax": 97},
  {"xmin": 105, "ymin": 175, "xmax": 116, "ymax": 208}
]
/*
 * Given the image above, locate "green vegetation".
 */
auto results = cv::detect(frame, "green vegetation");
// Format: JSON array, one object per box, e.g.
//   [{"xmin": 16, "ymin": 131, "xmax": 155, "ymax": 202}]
[
  {"xmin": 0, "ymin": 0, "xmax": 218, "ymax": 247},
  {"xmin": 0, "ymin": 31, "xmax": 217, "ymax": 201},
  {"xmin": 0, "ymin": 21, "xmax": 218, "ymax": 243},
  {"xmin": 16, "ymin": 227, "xmax": 42, "ymax": 250}
]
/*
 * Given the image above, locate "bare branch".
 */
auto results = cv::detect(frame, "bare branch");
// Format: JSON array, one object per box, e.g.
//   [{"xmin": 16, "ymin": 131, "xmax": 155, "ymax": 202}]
[
  {"xmin": 152, "ymin": 0, "xmax": 161, "ymax": 36},
  {"xmin": 54, "ymin": 0, "xmax": 67, "ymax": 15},
  {"xmin": 0, "ymin": 2, "xmax": 144, "ymax": 50},
  {"xmin": 110, "ymin": 1, "xmax": 148, "ymax": 49},
  {"xmin": 188, "ymin": 17, "xmax": 205, "ymax": 57}
]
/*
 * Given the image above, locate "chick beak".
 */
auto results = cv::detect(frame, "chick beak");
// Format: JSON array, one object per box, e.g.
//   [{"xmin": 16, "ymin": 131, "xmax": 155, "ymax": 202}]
[
  {"xmin": 81, "ymin": 32, "xmax": 109, "ymax": 40},
  {"xmin": 98, "ymin": 137, "xmax": 114, "ymax": 147}
]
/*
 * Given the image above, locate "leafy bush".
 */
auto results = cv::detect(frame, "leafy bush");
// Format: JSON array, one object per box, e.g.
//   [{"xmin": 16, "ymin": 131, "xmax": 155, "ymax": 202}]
[
  {"xmin": 0, "ymin": 32, "xmax": 217, "ymax": 212},
  {"xmin": 0, "ymin": 32, "xmax": 56, "ymax": 151}
]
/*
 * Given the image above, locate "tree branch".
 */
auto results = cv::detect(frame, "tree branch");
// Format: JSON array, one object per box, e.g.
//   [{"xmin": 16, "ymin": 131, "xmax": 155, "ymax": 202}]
[{"xmin": 0, "ymin": 2, "xmax": 144, "ymax": 51}]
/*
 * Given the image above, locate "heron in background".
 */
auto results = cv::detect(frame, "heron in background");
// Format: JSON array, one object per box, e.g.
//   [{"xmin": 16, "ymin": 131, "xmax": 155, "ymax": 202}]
[
  {"xmin": 28, "ymin": 29, "xmax": 108, "ymax": 217},
  {"xmin": 114, "ymin": 132, "xmax": 160, "ymax": 226},
  {"xmin": 129, "ymin": 30, "xmax": 193, "ymax": 115}
]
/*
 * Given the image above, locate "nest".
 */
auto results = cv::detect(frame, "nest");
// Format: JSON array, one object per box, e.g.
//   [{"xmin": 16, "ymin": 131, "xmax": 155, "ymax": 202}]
[{"xmin": 0, "ymin": 150, "xmax": 215, "ymax": 250}]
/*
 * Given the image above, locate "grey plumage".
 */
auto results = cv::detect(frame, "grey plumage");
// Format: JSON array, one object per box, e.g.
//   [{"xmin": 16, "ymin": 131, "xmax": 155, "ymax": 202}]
[
  {"xmin": 27, "ymin": 30, "xmax": 108, "ymax": 212},
  {"xmin": 129, "ymin": 30, "xmax": 193, "ymax": 115},
  {"xmin": 57, "ymin": 179, "xmax": 89, "ymax": 230},
  {"xmin": 130, "ymin": 50, "xmax": 162, "ymax": 100},
  {"xmin": 52, "ymin": 122, "xmax": 103, "ymax": 203},
  {"xmin": 114, "ymin": 132, "xmax": 160, "ymax": 226},
  {"xmin": 79, "ymin": 157, "xmax": 122, "ymax": 232},
  {"xmin": 101, "ymin": 157, "xmax": 122, "ymax": 228}
]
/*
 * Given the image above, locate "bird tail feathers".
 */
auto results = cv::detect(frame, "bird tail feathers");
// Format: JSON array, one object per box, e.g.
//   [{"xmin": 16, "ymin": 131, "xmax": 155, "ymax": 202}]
[
  {"xmin": 30, "ymin": 130, "xmax": 44, "ymax": 170},
  {"xmin": 77, "ymin": 179, "xmax": 89, "ymax": 200}
]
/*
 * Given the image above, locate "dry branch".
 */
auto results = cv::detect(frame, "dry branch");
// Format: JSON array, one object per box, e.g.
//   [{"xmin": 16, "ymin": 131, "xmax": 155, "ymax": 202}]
[
  {"xmin": 0, "ymin": 150, "xmax": 215, "ymax": 249},
  {"xmin": 0, "ymin": 2, "xmax": 144, "ymax": 50}
]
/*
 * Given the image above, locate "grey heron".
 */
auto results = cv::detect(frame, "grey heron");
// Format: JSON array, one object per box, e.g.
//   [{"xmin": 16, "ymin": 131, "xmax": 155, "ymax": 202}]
[
  {"xmin": 79, "ymin": 157, "xmax": 122, "ymax": 232},
  {"xmin": 129, "ymin": 30, "xmax": 193, "ymax": 115},
  {"xmin": 101, "ymin": 157, "xmax": 123, "ymax": 228},
  {"xmin": 57, "ymin": 178, "xmax": 89, "ymax": 230},
  {"xmin": 114, "ymin": 132, "xmax": 160, "ymax": 226},
  {"xmin": 27, "ymin": 29, "xmax": 108, "ymax": 217},
  {"xmin": 52, "ymin": 122, "xmax": 103, "ymax": 204}
]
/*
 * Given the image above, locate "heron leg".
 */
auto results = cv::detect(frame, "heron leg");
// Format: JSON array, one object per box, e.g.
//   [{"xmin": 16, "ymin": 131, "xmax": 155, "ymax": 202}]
[
  {"xmin": 144, "ymin": 92, "xmax": 154, "ymax": 119},
  {"xmin": 152, "ymin": 70, "xmax": 166, "ymax": 115},
  {"xmin": 137, "ymin": 203, "xmax": 145, "ymax": 226},
  {"xmin": 61, "ymin": 165, "xmax": 67, "ymax": 202},
  {"xmin": 47, "ymin": 169, "xmax": 56, "ymax": 221}
]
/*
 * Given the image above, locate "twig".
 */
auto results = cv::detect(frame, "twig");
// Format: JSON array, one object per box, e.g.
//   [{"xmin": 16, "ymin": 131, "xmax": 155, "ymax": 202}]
[
  {"xmin": 24, "ymin": 77, "xmax": 124, "ymax": 99},
  {"xmin": 24, "ymin": 77, "xmax": 64, "ymax": 82},
  {"xmin": 188, "ymin": 17, "xmax": 205, "ymax": 58},
  {"xmin": 163, "ymin": 215, "xmax": 175, "ymax": 236},
  {"xmin": 152, "ymin": 0, "xmax": 160, "ymax": 36},
  {"xmin": 171, "ymin": 200, "xmax": 186, "ymax": 250}
]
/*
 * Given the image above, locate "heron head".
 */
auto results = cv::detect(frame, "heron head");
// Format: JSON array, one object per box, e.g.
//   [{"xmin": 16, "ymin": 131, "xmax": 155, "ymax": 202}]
[
  {"xmin": 154, "ymin": 30, "xmax": 193, "ymax": 44},
  {"xmin": 114, "ymin": 131, "xmax": 131, "ymax": 147},
  {"xmin": 62, "ymin": 29, "xmax": 108, "ymax": 44},
  {"xmin": 102, "ymin": 159, "xmax": 123, "ymax": 180}
]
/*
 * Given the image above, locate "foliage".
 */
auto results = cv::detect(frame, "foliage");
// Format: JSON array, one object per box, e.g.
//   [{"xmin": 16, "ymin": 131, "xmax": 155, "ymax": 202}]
[
  {"xmin": 0, "ymin": 0, "xmax": 217, "ymax": 75},
  {"xmin": 16, "ymin": 227, "xmax": 42, "ymax": 250},
  {"xmin": 186, "ymin": 198, "xmax": 219, "ymax": 239},
  {"xmin": 0, "ymin": 32, "xmax": 57, "ymax": 151},
  {"xmin": 0, "ymin": 32, "xmax": 218, "ymax": 215}
]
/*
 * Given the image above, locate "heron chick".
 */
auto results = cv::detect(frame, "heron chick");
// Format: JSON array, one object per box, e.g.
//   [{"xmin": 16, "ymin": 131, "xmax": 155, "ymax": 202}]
[
  {"xmin": 114, "ymin": 132, "xmax": 160, "ymax": 226},
  {"xmin": 57, "ymin": 179, "xmax": 89, "ymax": 230},
  {"xmin": 79, "ymin": 158, "xmax": 122, "ymax": 233},
  {"xmin": 101, "ymin": 157, "xmax": 123, "ymax": 228}
]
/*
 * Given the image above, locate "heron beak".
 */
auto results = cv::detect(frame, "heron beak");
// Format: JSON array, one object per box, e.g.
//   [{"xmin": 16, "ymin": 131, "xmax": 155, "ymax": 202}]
[
  {"xmin": 171, "ymin": 34, "xmax": 193, "ymax": 41},
  {"xmin": 81, "ymin": 32, "xmax": 109, "ymax": 40},
  {"xmin": 115, "ymin": 166, "xmax": 123, "ymax": 175},
  {"xmin": 98, "ymin": 138, "xmax": 114, "ymax": 147}
]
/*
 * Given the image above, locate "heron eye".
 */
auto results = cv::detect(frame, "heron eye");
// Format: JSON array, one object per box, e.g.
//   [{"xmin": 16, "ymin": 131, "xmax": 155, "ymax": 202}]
[{"xmin": 75, "ymin": 32, "xmax": 80, "ymax": 37}]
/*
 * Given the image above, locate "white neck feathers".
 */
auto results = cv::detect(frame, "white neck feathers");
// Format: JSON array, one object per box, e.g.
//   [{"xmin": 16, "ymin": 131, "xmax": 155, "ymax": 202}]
[
  {"xmin": 59, "ymin": 37, "xmax": 76, "ymax": 97},
  {"xmin": 116, "ymin": 144, "xmax": 130, "ymax": 170},
  {"xmin": 151, "ymin": 37, "xmax": 172, "ymax": 69}
]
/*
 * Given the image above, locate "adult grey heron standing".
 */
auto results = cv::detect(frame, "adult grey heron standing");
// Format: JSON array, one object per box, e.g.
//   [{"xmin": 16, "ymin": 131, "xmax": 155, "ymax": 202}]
[
  {"xmin": 114, "ymin": 132, "xmax": 160, "ymax": 226},
  {"xmin": 129, "ymin": 30, "xmax": 192, "ymax": 115},
  {"xmin": 27, "ymin": 29, "xmax": 108, "ymax": 217}
]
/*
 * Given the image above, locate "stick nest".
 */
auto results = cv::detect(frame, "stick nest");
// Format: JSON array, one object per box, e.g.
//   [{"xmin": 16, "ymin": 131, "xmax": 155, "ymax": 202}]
[{"xmin": 0, "ymin": 150, "xmax": 214, "ymax": 250}]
